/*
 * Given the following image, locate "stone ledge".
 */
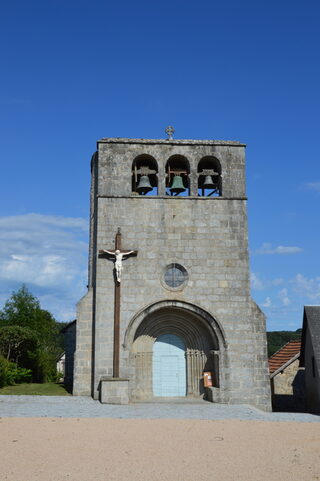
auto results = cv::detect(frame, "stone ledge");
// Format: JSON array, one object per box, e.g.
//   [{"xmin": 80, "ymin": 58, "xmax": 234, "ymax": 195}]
[
  {"xmin": 98, "ymin": 138, "xmax": 246, "ymax": 147},
  {"xmin": 205, "ymin": 387, "xmax": 229, "ymax": 404},
  {"xmin": 100, "ymin": 376, "xmax": 129, "ymax": 381},
  {"xmin": 97, "ymin": 195, "xmax": 248, "ymax": 201}
]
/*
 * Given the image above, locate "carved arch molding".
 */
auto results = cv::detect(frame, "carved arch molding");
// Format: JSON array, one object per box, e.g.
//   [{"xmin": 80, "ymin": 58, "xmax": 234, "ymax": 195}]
[{"xmin": 125, "ymin": 301, "xmax": 226, "ymax": 400}]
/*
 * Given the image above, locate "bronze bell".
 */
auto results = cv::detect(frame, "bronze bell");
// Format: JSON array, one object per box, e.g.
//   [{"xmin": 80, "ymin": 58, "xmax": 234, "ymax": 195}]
[
  {"xmin": 169, "ymin": 175, "xmax": 186, "ymax": 194},
  {"xmin": 203, "ymin": 175, "xmax": 216, "ymax": 189},
  {"xmin": 136, "ymin": 175, "xmax": 152, "ymax": 194}
]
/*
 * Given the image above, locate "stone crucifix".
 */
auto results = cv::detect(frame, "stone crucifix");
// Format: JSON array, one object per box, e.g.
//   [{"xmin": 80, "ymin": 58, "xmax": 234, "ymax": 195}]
[{"xmin": 99, "ymin": 228, "xmax": 137, "ymax": 378}]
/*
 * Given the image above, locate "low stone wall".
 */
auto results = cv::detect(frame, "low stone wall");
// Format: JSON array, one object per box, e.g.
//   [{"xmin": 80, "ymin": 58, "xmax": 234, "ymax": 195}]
[{"xmin": 272, "ymin": 362, "xmax": 305, "ymax": 412}]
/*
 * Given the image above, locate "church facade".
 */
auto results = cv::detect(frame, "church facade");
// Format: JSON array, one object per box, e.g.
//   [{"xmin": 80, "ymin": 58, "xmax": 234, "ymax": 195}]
[{"xmin": 72, "ymin": 136, "xmax": 271, "ymax": 411}]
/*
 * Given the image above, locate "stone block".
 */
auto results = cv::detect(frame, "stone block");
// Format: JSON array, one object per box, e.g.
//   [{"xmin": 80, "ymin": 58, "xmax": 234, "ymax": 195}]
[{"xmin": 100, "ymin": 378, "xmax": 129, "ymax": 404}]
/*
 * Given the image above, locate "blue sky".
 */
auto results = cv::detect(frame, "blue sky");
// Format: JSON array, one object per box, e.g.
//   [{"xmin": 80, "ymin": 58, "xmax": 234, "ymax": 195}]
[{"xmin": 0, "ymin": 0, "xmax": 319, "ymax": 330}]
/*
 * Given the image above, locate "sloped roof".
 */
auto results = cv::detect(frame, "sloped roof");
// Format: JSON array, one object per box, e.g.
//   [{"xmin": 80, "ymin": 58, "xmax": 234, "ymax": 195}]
[
  {"xmin": 300, "ymin": 306, "xmax": 320, "ymax": 368},
  {"xmin": 269, "ymin": 340, "xmax": 301, "ymax": 377},
  {"xmin": 61, "ymin": 319, "xmax": 76, "ymax": 333}
]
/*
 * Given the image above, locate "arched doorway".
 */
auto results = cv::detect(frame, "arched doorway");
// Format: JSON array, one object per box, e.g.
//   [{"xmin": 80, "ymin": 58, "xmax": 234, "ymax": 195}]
[
  {"xmin": 125, "ymin": 301, "xmax": 226, "ymax": 401},
  {"xmin": 153, "ymin": 334, "xmax": 186, "ymax": 397}
]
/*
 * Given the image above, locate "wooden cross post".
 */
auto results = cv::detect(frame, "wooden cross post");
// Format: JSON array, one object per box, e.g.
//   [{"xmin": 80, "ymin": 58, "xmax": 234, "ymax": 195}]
[{"xmin": 99, "ymin": 229, "xmax": 137, "ymax": 378}]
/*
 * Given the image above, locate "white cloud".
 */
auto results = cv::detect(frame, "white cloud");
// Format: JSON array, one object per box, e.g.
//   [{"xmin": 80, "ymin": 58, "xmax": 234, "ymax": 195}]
[
  {"xmin": 250, "ymin": 272, "xmax": 264, "ymax": 290},
  {"xmin": 304, "ymin": 182, "xmax": 320, "ymax": 193},
  {"xmin": 291, "ymin": 273, "xmax": 320, "ymax": 301},
  {"xmin": 256, "ymin": 243, "xmax": 303, "ymax": 255},
  {"xmin": 279, "ymin": 288, "xmax": 291, "ymax": 306},
  {"xmin": 261, "ymin": 297, "xmax": 272, "ymax": 307},
  {"xmin": 272, "ymin": 278, "xmax": 284, "ymax": 286},
  {"xmin": 0, "ymin": 213, "xmax": 89, "ymax": 321}
]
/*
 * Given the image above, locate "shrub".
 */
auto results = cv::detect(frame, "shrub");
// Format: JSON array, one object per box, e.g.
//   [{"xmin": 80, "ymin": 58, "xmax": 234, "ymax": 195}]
[
  {"xmin": 27, "ymin": 349, "xmax": 58, "ymax": 383},
  {"xmin": 0, "ymin": 355, "xmax": 9, "ymax": 387},
  {"xmin": 0, "ymin": 355, "xmax": 32, "ymax": 387},
  {"xmin": 6, "ymin": 365, "xmax": 32, "ymax": 385}
]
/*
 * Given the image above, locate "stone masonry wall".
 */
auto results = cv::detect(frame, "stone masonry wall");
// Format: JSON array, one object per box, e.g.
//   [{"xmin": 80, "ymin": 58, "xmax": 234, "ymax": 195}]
[
  {"xmin": 74, "ymin": 138, "xmax": 271, "ymax": 411},
  {"xmin": 273, "ymin": 359, "xmax": 300, "ymax": 394},
  {"xmin": 73, "ymin": 290, "xmax": 93, "ymax": 395}
]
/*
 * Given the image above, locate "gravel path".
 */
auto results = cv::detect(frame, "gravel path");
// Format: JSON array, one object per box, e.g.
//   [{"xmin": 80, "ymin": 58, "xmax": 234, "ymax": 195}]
[{"xmin": 0, "ymin": 395, "xmax": 319, "ymax": 421}]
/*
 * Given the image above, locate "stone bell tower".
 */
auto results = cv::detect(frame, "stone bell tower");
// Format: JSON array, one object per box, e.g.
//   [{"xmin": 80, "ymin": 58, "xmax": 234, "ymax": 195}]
[{"xmin": 72, "ymin": 132, "xmax": 271, "ymax": 411}]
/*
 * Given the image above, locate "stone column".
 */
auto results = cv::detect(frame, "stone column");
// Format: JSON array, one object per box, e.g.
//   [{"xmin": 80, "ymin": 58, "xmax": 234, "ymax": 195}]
[
  {"xmin": 158, "ymin": 170, "xmax": 166, "ymax": 196},
  {"xmin": 190, "ymin": 171, "xmax": 198, "ymax": 196}
]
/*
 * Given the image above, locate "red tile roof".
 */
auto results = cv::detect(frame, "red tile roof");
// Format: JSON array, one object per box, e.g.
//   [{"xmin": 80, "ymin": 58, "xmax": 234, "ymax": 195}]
[{"xmin": 269, "ymin": 340, "xmax": 301, "ymax": 375}]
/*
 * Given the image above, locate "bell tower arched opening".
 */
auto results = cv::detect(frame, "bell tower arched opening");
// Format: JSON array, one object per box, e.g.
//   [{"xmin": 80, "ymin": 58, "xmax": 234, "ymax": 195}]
[
  {"xmin": 165, "ymin": 155, "xmax": 190, "ymax": 196},
  {"xmin": 132, "ymin": 154, "xmax": 158, "ymax": 195},
  {"xmin": 197, "ymin": 156, "xmax": 222, "ymax": 197}
]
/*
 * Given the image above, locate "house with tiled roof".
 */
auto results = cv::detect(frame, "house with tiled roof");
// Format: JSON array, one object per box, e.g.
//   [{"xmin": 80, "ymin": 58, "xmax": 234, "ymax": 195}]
[
  {"xmin": 269, "ymin": 340, "xmax": 305, "ymax": 411},
  {"xmin": 300, "ymin": 306, "xmax": 320, "ymax": 413},
  {"xmin": 269, "ymin": 340, "xmax": 301, "ymax": 377}
]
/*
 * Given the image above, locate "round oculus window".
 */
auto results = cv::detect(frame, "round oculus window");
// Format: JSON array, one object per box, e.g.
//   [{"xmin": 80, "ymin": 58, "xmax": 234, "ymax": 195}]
[{"xmin": 164, "ymin": 263, "xmax": 188, "ymax": 289}]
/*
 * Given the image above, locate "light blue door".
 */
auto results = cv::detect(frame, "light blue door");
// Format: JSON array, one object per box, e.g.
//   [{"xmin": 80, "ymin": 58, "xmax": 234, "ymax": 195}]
[{"xmin": 153, "ymin": 334, "xmax": 186, "ymax": 397}]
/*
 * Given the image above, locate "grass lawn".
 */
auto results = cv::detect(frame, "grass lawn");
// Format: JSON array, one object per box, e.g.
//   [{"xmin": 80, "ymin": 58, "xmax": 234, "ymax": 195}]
[{"xmin": 0, "ymin": 382, "xmax": 71, "ymax": 396}]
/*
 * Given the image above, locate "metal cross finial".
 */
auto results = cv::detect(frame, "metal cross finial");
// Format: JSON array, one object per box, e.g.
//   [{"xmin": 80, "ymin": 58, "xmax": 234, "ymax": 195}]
[{"xmin": 165, "ymin": 126, "xmax": 175, "ymax": 140}]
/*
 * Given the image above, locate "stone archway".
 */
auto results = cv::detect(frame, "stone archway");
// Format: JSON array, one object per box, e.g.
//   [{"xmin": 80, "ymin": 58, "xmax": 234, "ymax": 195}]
[{"xmin": 124, "ymin": 301, "xmax": 227, "ymax": 401}]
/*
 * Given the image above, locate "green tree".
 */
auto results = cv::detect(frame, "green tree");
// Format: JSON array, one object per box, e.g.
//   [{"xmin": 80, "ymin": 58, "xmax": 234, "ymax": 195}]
[
  {"xmin": 0, "ymin": 285, "xmax": 61, "ymax": 383},
  {"xmin": 0, "ymin": 285, "xmax": 40, "ymax": 328},
  {"xmin": 0, "ymin": 325, "xmax": 37, "ymax": 363}
]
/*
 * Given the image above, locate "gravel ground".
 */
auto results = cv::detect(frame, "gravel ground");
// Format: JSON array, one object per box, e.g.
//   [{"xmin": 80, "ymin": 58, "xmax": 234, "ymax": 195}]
[{"xmin": 0, "ymin": 395, "xmax": 319, "ymax": 421}]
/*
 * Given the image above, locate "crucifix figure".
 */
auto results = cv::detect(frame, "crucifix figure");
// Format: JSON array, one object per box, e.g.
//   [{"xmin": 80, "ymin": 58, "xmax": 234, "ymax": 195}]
[
  {"xmin": 99, "ymin": 229, "xmax": 137, "ymax": 378},
  {"xmin": 99, "ymin": 248, "xmax": 136, "ymax": 282}
]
